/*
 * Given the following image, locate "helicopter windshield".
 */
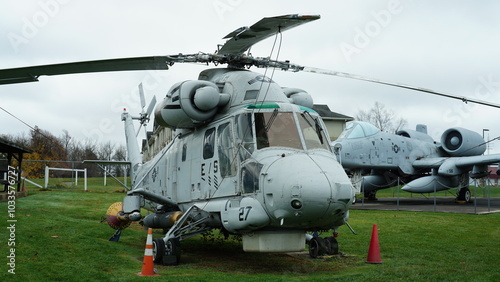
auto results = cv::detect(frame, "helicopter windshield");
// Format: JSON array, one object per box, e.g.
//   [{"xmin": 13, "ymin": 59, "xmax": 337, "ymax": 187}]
[
  {"xmin": 338, "ymin": 121, "xmax": 380, "ymax": 139},
  {"xmin": 255, "ymin": 110, "xmax": 302, "ymax": 150},
  {"xmin": 297, "ymin": 111, "xmax": 331, "ymax": 150},
  {"xmin": 252, "ymin": 110, "xmax": 330, "ymax": 151}
]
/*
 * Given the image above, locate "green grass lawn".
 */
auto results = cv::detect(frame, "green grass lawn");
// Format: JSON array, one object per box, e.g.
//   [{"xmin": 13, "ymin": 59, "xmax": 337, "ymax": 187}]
[
  {"xmin": 1, "ymin": 182, "xmax": 499, "ymax": 281},
  {"xmin": 27, "ymin": 176, "xmax": 500, "ymax": 198}
]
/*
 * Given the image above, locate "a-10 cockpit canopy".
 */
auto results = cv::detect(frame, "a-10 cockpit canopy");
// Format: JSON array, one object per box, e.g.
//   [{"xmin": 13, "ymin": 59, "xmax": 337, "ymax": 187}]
[{"xmin": 337, "ymin": 121, "xmax": 380, "ymax": 139}]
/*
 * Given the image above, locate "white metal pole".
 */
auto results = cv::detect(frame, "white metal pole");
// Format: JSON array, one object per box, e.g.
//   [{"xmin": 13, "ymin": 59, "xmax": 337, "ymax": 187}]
[
  {"xmin": 44, "ymin": 166, "xmax": 49, "ymax": 188},
  {"xmin": 124, "ymin": 166, "xmax": 127, "ymax": 187},
  {"xmin": 104, "ymin": 165, "xmax": 107, "ymax": 186},
  {"xmin": 84, "ymin": 168, "xmax": 87, "ymax": 191}
]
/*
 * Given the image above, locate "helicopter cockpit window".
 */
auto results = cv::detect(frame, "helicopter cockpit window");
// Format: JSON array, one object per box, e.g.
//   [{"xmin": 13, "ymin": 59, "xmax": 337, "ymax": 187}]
[
  {"xmin": 235, "ymin": 113, "xmax": 255, "ymax": 161},
  {"xmin": 217, "ymin": 122, "xmax": 236, "ymax": 177},
  {"xmin": 255, "ymin": 111, "xmax": 302, "ymax": 150},
  {"xmin": 298, "ymin": 112, "xmax": 331, "ymax": 151},
  {"xmin": 338, "ymin": 121, "xmax": 380, "ymax": 139},
  {"xmin": 203, "ymin": 127, "xmax": 216, "ymax": 159}
]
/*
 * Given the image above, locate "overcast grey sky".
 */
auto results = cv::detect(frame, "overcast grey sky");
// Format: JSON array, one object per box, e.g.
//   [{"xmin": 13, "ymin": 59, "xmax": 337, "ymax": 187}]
[{"xmin": 1, "ymin": 0, "xmax": 499, "ymax": 153}]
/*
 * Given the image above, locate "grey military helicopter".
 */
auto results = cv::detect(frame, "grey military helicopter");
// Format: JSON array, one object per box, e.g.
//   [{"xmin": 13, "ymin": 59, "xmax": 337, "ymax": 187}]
[
  {"xmin": 2, "ymin": 14, "xmax": 499, "ymax": 265},
  {"xmin": 332, "ymin": 121, "xmax": 500, "ymax": 202},
  {"xmin": 0, "ymin": 15, "xmax": 357, "ymax": 264}
]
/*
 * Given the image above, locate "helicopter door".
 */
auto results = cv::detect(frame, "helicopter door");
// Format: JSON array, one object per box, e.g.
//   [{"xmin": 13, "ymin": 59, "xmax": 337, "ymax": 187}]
[
  {"xmin": 167, "ymin": 141, "xmax": 181, "ymax": 202},
  {"xmin": 199, "ymin": 127, "xmax": 217, "ymax": 200},
  {"xmin": 175, "ymin": 140, "xmax": 193, "ymax": 203},
  {"xmin": 216, "ymin": 122, "xmax": 237, "ymax": 195}
]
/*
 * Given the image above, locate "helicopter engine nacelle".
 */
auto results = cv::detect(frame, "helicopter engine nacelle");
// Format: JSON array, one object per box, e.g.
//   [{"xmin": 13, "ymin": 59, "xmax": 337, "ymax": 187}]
[
  {"xmin": 154, "ymin": 80, "xmax": 230, "ymax": 128},
  {"xmin": 283, "ymin": 88, "xmax": 313, "ymax": 109},
  {"xmin": 440, "ymin": 127, "xmax": 486, "ymax": 156}
]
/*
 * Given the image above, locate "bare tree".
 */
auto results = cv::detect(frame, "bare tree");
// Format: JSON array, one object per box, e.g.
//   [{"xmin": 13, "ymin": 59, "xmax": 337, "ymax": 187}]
[
  {"xmin": 356, "ymin": 102, "xmax": 407, "ymax": 133},
  {"xmin": 99, "ymin": 141, "xmax": 115, "ymax": 161},
  {"xmin": 60, "ymin": 129, "xmax": 73, "ymax": 157},
  {"xmin": 112, "ymin": 144, "xmax": 127, "ymax": 177},
  {"xmin": 112, "ymin": 145, "xmax": 127, "ymax": 162}
]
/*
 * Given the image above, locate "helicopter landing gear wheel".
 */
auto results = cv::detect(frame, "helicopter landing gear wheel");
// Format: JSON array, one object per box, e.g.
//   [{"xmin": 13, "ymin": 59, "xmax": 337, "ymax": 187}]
[
  {"xmin": 162, "ymin": 238, "xmax": 181, "ymax": 266},
  {"xmin": 458, "ymin": 187, "xmax": 471, "ymax": 202},
  {"xmin": 324, "ymin": 236, "xmax": 339, "ymax": 255},
  {"xmin": 309, "ymin": 236, "xmax": 339, "ymax": 258},
  {"xmin": 309, "ymin": 237, "xmax": 321, "ymax": 258},
  {"xmin": 152, "ymin": 238, "xmax": 165, "ymax": 264}
]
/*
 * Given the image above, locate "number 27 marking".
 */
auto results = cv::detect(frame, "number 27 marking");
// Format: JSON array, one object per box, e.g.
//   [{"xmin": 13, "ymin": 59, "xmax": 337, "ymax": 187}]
[{"xmin": 238, "ymin": 206, "xmax": 252, "ymax": 221}]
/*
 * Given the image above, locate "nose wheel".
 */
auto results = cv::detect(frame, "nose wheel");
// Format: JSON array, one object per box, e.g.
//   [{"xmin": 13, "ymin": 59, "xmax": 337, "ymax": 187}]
[{"xmin": 308, "ymin": 236, "xmax": 339, "ymax": 258}]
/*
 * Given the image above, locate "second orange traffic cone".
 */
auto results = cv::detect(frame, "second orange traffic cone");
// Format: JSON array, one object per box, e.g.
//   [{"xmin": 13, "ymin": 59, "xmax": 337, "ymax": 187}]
[
  {"xmin": 366, "ymin": 224, "xmax": 382, "ymax": 264},
  {"xmin": 137, "ymin": 228, "xmax": 160, "ymax": 276}
]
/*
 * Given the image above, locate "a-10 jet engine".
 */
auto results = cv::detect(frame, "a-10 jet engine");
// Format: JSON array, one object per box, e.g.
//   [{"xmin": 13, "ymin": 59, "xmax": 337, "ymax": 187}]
[
  {"xmin": 401, "ymin": 127, "xmax": 487, "ymax": 193},
  {"xmin": 439, "ymin": 127, "xmax": 486, "ymax": 157}
]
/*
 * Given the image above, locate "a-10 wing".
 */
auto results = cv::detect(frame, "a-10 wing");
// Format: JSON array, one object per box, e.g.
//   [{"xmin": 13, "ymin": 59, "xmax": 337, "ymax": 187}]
[{"xmin": 413, "ymin": 154, "xmax": 500, "ymax": 176}]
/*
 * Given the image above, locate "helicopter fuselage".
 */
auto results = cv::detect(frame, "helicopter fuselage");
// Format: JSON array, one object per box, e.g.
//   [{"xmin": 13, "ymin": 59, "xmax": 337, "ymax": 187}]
[{"xmin": 122, "ymin": 68, "xmax": 355, "ymax": 253}]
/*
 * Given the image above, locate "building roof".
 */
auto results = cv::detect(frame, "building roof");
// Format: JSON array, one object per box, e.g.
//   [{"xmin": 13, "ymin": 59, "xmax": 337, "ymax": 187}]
[
  {"xmin": 487, "ymin": 166, "xmax": 500, "ymax": 179},
  {"xmin": 313, "ymin": 104, "xmax": 354, "ymax": 121},
  {"xmin": 0, "ymin": 136, "xmax": 33, "ymax": 154}
]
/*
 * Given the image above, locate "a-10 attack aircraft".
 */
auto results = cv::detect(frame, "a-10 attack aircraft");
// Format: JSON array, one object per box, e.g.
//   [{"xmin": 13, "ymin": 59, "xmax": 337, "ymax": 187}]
[
  {"xmin": 2, "ymin": 14, "xmax": 499, "ymax": 265},
  {"xmin": 332, "ymin": 121, "xmax": 500, "ymax": 202}
]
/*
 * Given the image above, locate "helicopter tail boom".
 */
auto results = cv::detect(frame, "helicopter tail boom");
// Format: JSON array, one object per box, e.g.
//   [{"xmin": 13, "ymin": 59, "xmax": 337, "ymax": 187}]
[{"xmin": 121, "ymin": 110, "xmax": 142, "ymax": 177}]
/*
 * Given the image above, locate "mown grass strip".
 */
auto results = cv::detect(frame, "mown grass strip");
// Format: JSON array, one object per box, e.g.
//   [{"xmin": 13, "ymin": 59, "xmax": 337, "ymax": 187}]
[{"xmin": 1, "ymin": 189, "xmax": 499, "ymax": 281}]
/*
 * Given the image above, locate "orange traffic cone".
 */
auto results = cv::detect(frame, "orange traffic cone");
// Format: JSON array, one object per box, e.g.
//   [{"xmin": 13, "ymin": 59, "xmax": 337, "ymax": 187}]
[
  {"xmin": 366, "ymin": 224, "xmax": 382, "ymax": 264},
  {"xmin": 137, "ymin": 228, "xmax": 160, "ymax": 276}
]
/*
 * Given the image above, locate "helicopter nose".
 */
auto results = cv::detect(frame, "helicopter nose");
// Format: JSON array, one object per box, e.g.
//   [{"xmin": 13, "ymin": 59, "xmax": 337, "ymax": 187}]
[{"xmin": 261, "ymin": 152, "xmax": 353, "ymax": 228}]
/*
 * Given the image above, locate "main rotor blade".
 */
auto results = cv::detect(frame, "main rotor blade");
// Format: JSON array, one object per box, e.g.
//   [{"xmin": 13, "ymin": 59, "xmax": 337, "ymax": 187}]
[
  {"xmin": 0, "ymin": 56, "xmax": 174, "ymax": 85},
  {"xmin": 219, "ymin": 14, "xmax": 320, "ymax": 55},
  {"xmin": 301, "ymin": 66, "xmax": 500, "ymax": 109}
]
